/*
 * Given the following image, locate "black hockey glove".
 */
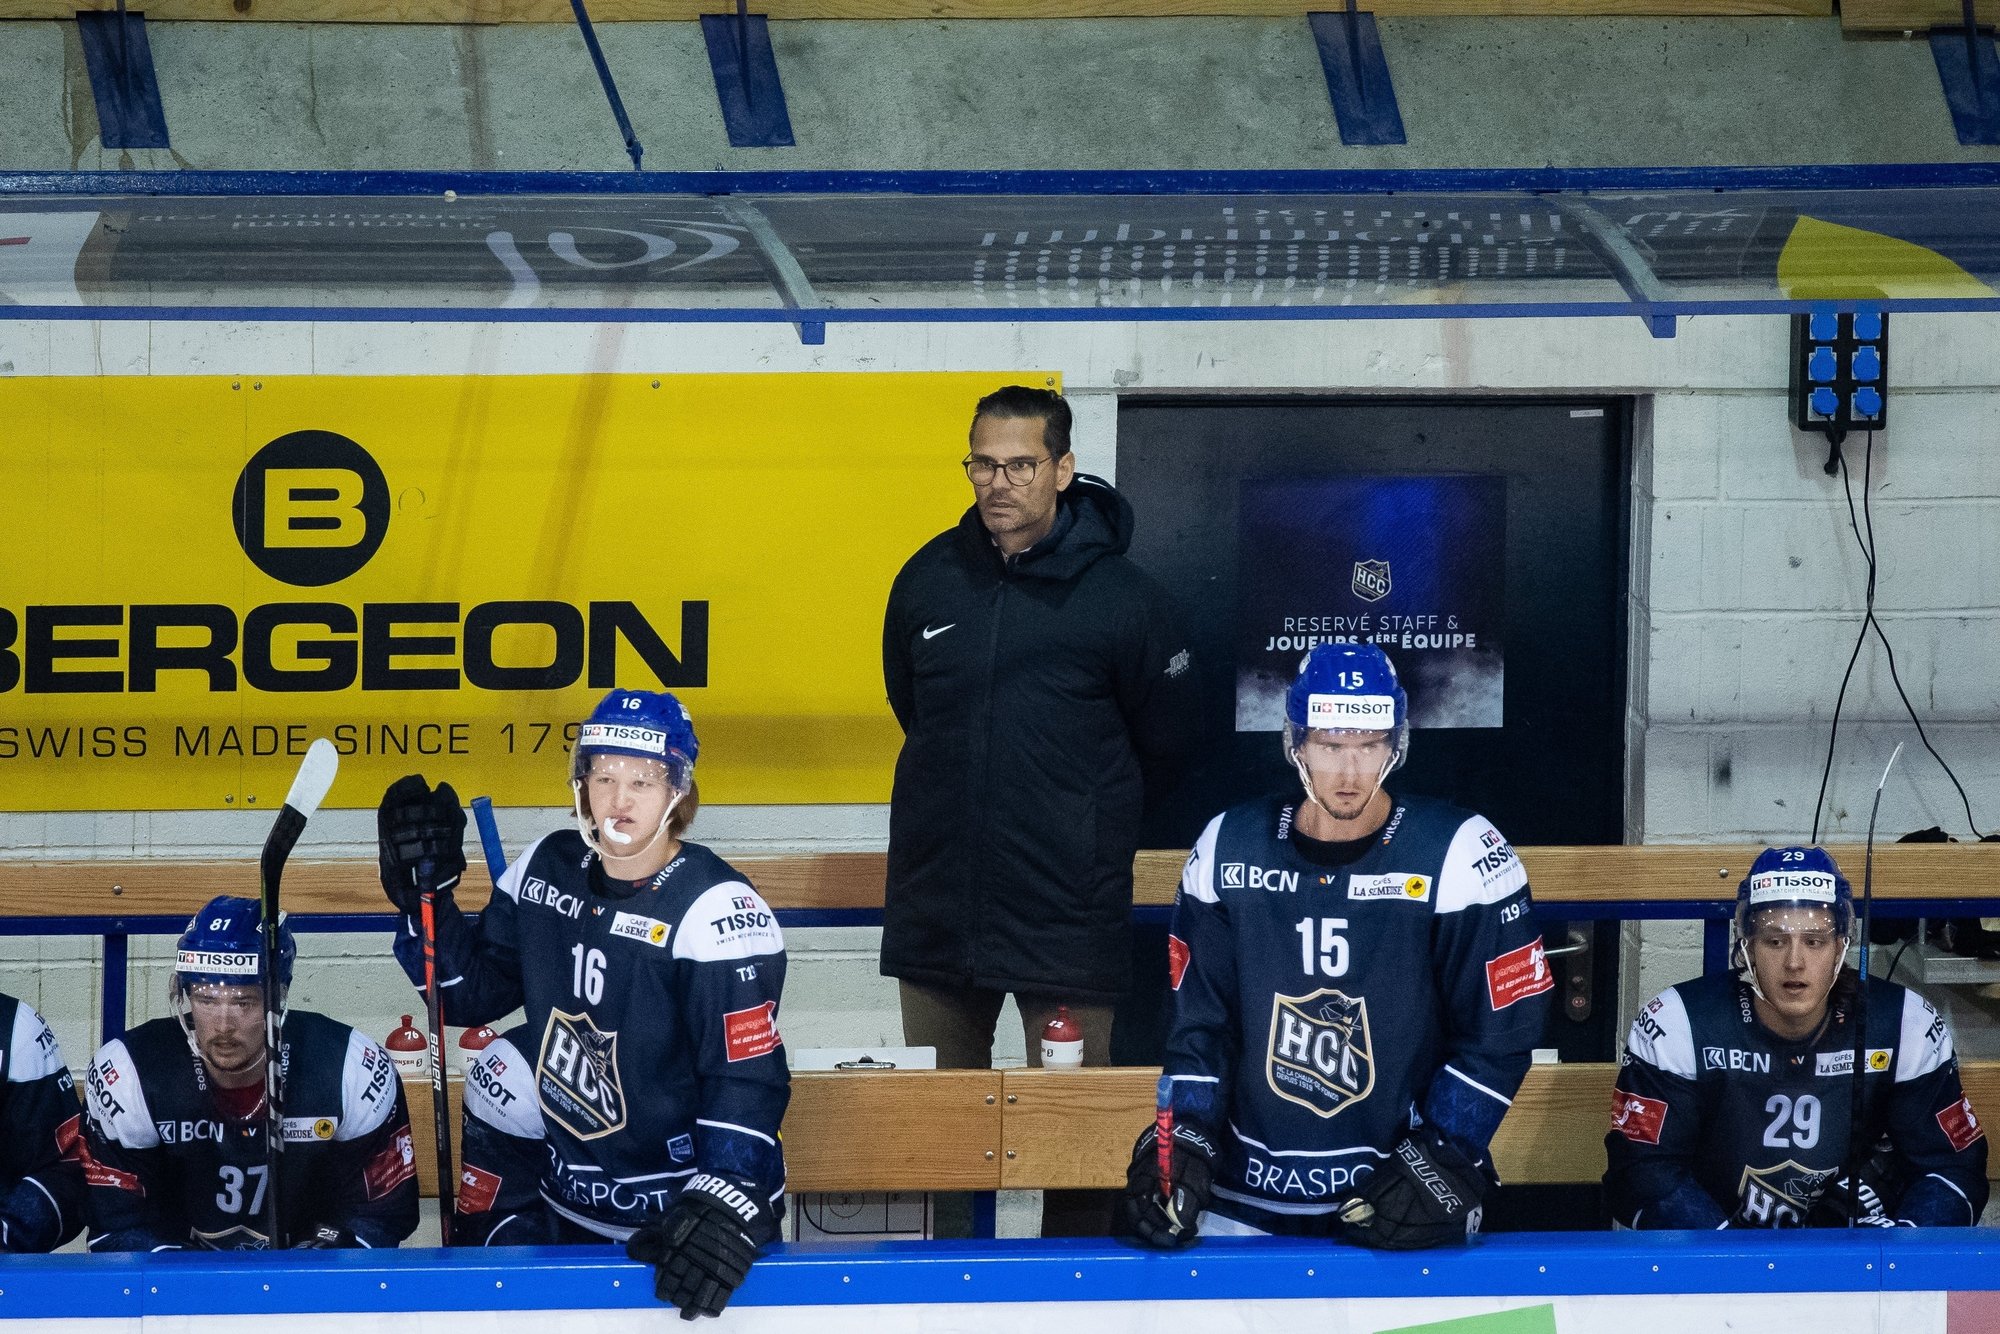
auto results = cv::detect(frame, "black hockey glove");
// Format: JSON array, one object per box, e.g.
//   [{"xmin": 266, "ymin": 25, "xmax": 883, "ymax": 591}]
[
  {"xmin": 1806, "ymin": 1171, "xmax": 1906, "ymax": 1228},
  {"xmin": 377, "ymin": 774, "xmax": 468, "ymax": 914},
  {"xmin": 1338, "ymin": 1127, "xmax": 1494, "ymax": 1251},
  {"xmin": 1113, "ymin": 1123, "xmax": 1216, "ymax": 1250},
  {"xmin": 626, "ymin": 1173, "xmax": 772, "ymax": 1321}
]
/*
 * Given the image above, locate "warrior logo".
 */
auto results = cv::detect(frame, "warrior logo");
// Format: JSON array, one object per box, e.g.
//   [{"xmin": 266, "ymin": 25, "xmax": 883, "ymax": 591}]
[
  {"xmin": 1736, "ymin": 1159, "xmax": 1836, "ymax": 1227},
  {"xmin": 1266, "ymin": 988, "xmax": 1375, "ymax": 1119},
  {"xmin": 537, "ymin": 1009, "xmax": 627, "ymax": 1141},
  {"xmin": 1351, "ymin": 560, "xmax": 1391, "ymax": 603}
]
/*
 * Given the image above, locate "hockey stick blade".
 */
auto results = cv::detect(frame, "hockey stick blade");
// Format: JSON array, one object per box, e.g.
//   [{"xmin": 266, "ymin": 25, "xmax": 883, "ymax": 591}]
[{"xmin": 284, "ymin": 738, "xmax": 340, "ymax": 820}]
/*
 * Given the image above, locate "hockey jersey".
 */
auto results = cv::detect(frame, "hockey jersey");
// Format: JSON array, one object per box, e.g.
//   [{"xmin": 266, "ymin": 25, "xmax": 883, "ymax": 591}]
[
  {"xmin": 82, "ymin": 1012, "xmax": 418, "ymax": 1250},
  {"xmin": 396, "ymin": 831, "xmax": 789, "ymax": 1242},
  {"xmin": 0, "ymin": 994, "xmax": 85, "ymax": 1252},
  {"xmin": 1605, "ymin": 972, "xmax": 1988, "ymax": 1228},
  {"xmin": 1164, "ymin": 794, "xmax": 1552, "ymax": 1232}
]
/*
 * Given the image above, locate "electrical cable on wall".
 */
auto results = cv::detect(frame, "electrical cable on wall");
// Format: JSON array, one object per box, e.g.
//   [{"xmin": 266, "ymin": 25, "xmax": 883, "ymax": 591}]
[{"xmin": 1809, "ymin": 431, "xmax": 1986, "ymax": 843}]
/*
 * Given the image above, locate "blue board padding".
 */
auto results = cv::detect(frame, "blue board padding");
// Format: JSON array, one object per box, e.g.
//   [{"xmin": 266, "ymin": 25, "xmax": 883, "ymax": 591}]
[
  {"xmin": 701, "ymin": 14, "xmax": 795, "ymax": 149},
  {"xmin": 1931, "ymin": 30, "xmax": 2000, "ymax": 146},
  {"xmin": 1308, "ymin": 11, "xmax": 1407, "ymax": 146},
  {"xmin": 74, "ymin": 12, "xmax": 170, "ymax": 150},
  {"xmin": 0, "ymin": 1232, "xmax": 1994, "ymax": 1317}
]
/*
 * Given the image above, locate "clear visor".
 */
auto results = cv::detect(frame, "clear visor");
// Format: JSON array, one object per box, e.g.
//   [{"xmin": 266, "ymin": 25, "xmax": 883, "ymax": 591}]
[
  {"xmin": 1282, "ymin": 720, "xmax": 1408, "ymax": 777},
  {"xmin": 1735, "ymin": 902, "xmax": 1849, "ymax": 944},
  {"xmin": 569, "ymin": 745, "xmax": 693, "ymax": 794}
]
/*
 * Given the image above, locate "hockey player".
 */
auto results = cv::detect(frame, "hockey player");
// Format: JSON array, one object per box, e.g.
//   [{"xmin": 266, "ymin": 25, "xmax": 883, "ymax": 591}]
[
  {"xmin": 377, "ymin": 688, "xmax": 788, "ymax": 1321},
  {"xmin": 81, "ymin": 897, "xmax": 419, "ymax": 1250},
  {"xmin": 1605, "ymin": 845, "xmax": 1987, "ymax": 1228},
  {"xmin": 0, "ymin": 991, "xmax": 86, "ymax": 1252},
  {"xmin": 1115, "ymin": 643, "xmax": 1554, "ymax": 1251}
]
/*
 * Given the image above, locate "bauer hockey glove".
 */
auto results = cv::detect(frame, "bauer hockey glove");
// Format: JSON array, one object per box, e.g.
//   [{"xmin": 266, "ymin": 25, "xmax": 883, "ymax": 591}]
[
  {"xmin": 1113, "ymin": 1123, "xmax": 1216, "ymax": 1249},
  {"xmin": 626, "ymin": 1173, "xmax": 772, "ymax": 1321},
  {"xmin": 1338, "ymin": 1127, "xmax": 1494, "ymax": 1251},
  {"xmin": 376, "ymin": 775, "xmax": 469, "ymax": 914},
  {"xmin": 1806, "ymin": 1171, "xmax": 1906, "ymax": 1228}
]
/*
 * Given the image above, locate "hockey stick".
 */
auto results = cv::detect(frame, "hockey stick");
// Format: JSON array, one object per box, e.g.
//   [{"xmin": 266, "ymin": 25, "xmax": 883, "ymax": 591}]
[
  {"xmin": 418, "ymin": 872, "xmax": 453, "ymax": 1246},
  {"xmin": 471, "ymin": 796, "xmax": 509, "ymax": 884},
  {"xmin": 258, "ymin": 738, "xmax": 339, "ymax": 1250},
  {"xmin": 1842, "ymin": 742, "xmax": 1903, "ymax": 1225}
]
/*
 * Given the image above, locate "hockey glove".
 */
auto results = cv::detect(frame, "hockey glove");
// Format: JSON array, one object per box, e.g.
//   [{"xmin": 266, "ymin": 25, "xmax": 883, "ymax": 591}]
[
  {"xmin": 626, "ymin": 1173, "xmax": 771, "ymax": 1321},
  {"xmin": 377, "ymin": 775, "xmax": 468, "ymax": 914},
  {"xmin": 1113, "ymin": 1123, "xmax": 1216, "ymax": 1249},
  {"xmin": 1338, "ymin": 1128, "xmax": 1494, "ymax": 1251},
  {"xmin": 1806, "ymin": 1171, "xmax": 1907, "ymax": 1228}
]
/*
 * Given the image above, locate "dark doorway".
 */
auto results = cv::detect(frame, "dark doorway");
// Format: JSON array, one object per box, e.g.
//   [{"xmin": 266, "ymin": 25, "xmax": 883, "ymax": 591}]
[{"xmin": 1115, "ymin": 395, "xmax": 1633, "ymax": 1228}]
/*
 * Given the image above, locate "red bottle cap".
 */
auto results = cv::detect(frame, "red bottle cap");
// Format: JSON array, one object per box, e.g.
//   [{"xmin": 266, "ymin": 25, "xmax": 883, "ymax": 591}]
[
  {"xmin": 459, "ymin": 1024, "xmax": 498, "ymax": 1052},
  {"xmin": 1042, "ymin": 1004, "xmax": 1083, "ymax": 1043},
  {"xmin": 386, "ymin": 1015, "xmax": 426, "ymax": 1052}
]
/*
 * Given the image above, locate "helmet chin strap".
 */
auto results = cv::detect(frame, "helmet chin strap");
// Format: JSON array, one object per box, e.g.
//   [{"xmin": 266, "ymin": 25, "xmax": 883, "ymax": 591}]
[
  {"xmin": 573, "ymin": 781, "xmax": 682, "ymax": 872},
  {"xmin": 1735, "ymin": 935, "xmax": 1850, "ymax": 1013},
  {"xmin": 1291, "ymin": 746, "xmax": 1395, "ymax": 826}
]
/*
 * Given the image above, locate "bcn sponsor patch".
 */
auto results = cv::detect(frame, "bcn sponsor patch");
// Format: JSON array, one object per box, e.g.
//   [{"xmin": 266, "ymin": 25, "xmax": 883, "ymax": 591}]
[
  {"xmin": 457, "ymin": 1163, "xmax": 502, "ymax": 1215},
  {"xmin": 1609, "ymin": 1089, "xmax": 1667, "ymax": 1145},
  {"xmin": 538, "ymin": 1009, "xmax": 627, "ymax": 1141},
  {"xmin": 365, "ymin": 1124, "xmax": 417, "ymax": 1201},
  {"xmin": 1485, "ymin": 938, "xmax": 1554, "ymax": 1011},
  {"xmin": 1348, "ymin": 872, "xmax": 1431, "ymax": 903},
  {"xmin": 724, "ymin": 1001, "xmax": 782, "ymax": 1063},
  {"xmin": 1167, "ymin": 934, "xmax": 1190, "ymax": 991},
  {"xmin": 1265, "ymin": 988, "xmax": 1374, "ymax": 1120},
  {"xmin": 1938, "ymin": 1097, "xmax": 1985, "ymax": 1152},
  {"xmin": 610, "ymin": 911, "xmax": 670, "ymax": 948}
]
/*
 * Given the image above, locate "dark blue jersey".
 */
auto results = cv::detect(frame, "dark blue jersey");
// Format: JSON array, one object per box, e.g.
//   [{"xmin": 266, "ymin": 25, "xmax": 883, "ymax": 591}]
[
  {"xmin": 0, "ymin": 995, "xmax": 85, "ymax": 1252},
  {"xmin": 396, "ymin": 831, "xmax": 789, "ymax": 1241},
  {"xmin": 81, "ymin": 1012, "xmax": 417, "ymax": 1251},
  {"xmin": 1163, "ymin": 794, "xmax": 1552, "ymax": 1232},
  {"xmin": 1605, "ymin": 971, "xmax": 1988, "ymax": 1228}
]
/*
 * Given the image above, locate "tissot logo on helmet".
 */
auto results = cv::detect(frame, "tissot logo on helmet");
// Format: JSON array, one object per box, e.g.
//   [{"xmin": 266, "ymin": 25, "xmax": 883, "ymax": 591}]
[{"xmin": 231, "ymin": 431, "xmax": 391, "ymax": 587}]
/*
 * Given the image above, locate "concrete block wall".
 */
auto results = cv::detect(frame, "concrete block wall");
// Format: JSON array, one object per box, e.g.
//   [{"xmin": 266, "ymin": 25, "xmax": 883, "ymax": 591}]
[{"xmin": 0, "ymin": 309, "xmax": 1995, "ymax": 1080}]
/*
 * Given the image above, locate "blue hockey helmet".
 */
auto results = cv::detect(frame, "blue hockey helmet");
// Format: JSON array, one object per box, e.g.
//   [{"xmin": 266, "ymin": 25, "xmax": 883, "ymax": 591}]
[
  {"xmin": 570, "ymin": 689, "xmax": 699, "ymax": 859},
  {"xmin": 1734, "ymin": 846, "xmax": 1854, "ymax": 941},
  {"xmin": 571, "ymin": 688, "xmax": 698, "ymax": 784},
  {"xmin": 173, "ymin": 894, "xmax": 294, "ymax": 996},
  {"xmin": 1283, "ymin": 643, "xmax": 1410, "ymax": 773}
]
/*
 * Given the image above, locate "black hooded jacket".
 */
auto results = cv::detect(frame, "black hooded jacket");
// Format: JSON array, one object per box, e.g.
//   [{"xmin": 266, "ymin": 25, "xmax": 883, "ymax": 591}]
[{"xmin": 880, "ymin": 475, "xmax": 1196, "ymax": 1001}]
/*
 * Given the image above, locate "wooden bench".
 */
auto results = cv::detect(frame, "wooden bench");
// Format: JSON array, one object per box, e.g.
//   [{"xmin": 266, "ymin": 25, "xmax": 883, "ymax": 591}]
[
  {"xmin": 5, "ymin": 840, "xmax": 1997, "ymax": 917},
  {"xmin": 403, "ymin": 1059, "xmax": 2000, "ymax": 1197}
]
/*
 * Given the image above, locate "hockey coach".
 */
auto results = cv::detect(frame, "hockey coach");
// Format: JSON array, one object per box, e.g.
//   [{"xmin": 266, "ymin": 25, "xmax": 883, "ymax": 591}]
[{"xmin": 880, "ymin": 384, "xmax": 1196, "ymax": 1234}]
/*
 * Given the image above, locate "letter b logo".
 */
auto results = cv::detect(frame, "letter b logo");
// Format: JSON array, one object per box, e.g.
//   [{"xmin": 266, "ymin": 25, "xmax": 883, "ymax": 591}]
[{"xmin": 232, "ymin": 431, "xmax": 389, "ymax": 586}]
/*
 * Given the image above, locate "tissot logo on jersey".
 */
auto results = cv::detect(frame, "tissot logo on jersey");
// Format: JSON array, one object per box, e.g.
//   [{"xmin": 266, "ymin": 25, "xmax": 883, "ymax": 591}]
[
  {"xmin": 1348, "ymin": 872, "xmax": 1431, "ymax": 903},
  {"xmin": 538, "ymin": 1010, "xmax": 627, "ymax": 1141},
  {"xmin": 610, "ymin": 911, "xmax": 670, "ymax": 948},
  {"xmin": 520, "ymin": 877, "xmax": 584, "ymax": 919},
  {"xmin": 709, "ymin": 900, "xmax": 775, "ymax": 943},
  {"xmin": 1266, "ymin": 989, "xmax": 1375, "ymax": 1119}
]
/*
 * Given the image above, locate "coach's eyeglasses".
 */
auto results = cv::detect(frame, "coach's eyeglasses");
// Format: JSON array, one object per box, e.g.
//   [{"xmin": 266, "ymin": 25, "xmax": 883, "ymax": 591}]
[{"xmin": 963, "ymin": 454, "xmax": 1050, "ymax": 486}]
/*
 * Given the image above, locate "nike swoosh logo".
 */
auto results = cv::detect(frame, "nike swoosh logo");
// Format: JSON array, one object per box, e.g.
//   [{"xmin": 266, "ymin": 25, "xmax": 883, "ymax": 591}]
[{"xmin": 922, "ymin": 623, "xmax": 956, "ymax": 640}]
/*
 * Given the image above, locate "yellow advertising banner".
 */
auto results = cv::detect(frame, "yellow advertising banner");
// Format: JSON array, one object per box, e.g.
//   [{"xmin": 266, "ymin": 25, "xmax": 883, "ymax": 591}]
[{"xmin": 0, "ymin": 372, "xmax": 1052, "ymax": 811}]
